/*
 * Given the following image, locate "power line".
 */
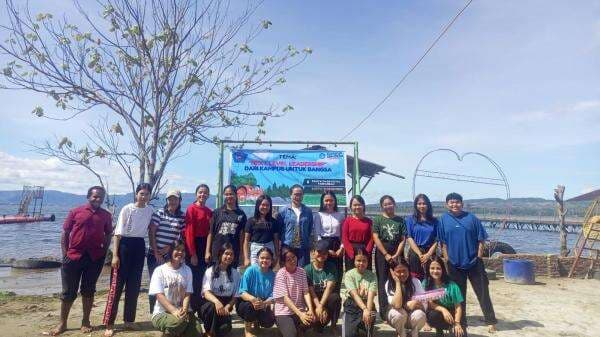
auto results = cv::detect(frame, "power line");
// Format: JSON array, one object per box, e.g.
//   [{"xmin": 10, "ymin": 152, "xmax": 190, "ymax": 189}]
[{"xmin": 340, "ymin": 0, "xmax": 475, "ymax": 141}]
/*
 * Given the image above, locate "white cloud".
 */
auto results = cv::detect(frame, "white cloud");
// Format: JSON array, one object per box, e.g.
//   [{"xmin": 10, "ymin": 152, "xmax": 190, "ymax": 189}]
[
  {"xmin": 0, "ymin": 151, "xmax": 198, "ymax": 195},
  {"xmin": 510, "ymin": 100, "xmax": 600, "ymax": 123}
]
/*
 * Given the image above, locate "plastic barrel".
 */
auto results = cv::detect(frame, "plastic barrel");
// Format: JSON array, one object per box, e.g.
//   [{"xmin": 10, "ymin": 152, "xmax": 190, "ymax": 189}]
[{"xmin": 503, "ymin": 259, "xmax": 535, "ymax": 285}]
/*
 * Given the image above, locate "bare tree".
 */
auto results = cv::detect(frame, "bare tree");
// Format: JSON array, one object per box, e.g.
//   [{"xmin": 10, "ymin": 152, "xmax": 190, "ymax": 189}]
[
  {"xmin": 0, "ymin": 0, "xmax": 310, "ymax": 200},
  {"xmin": 554, "ymin": 185, "xmax": 568, "ymax": 257}
]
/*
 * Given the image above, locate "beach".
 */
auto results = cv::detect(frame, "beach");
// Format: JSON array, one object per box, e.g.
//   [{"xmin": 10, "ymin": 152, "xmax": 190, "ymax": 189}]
[{"xmin": 0, "ymin": 276, "xmax": 597, "ymax": 337}]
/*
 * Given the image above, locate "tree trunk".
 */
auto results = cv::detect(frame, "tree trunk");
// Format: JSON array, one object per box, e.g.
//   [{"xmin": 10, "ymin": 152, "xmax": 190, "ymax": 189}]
[{"xmin": 554, "ymin": 185, "xmax": 568, "ymax": 257}]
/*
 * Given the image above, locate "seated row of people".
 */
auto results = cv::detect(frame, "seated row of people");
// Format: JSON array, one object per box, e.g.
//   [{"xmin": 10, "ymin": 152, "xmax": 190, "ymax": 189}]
[{"xmin": 150, "ymin": 239, "xmax": 466, "ymax": 337}]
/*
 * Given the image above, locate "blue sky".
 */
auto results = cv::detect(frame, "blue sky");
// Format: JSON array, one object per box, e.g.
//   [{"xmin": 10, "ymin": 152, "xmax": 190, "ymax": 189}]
[{"xmin": 0, "ymin": 0, "xmax": 598, "ymax": 202}]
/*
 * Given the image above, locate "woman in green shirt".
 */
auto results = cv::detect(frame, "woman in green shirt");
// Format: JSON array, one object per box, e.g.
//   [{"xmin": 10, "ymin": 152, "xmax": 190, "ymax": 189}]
[
  {"xmin": 342, "ymin": 247, "xmax": 377, "ymax": 337},
  {"xmin": 372, "ymin": 195, "xmax": 406, "ymax": 320},
  {"xmin": 422, "ymin": 256, "xmax": 465, "ymax": 337}
]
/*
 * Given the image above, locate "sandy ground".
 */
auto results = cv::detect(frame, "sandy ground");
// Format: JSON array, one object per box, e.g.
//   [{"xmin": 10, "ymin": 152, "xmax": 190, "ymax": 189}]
[{"xmin": 0, "ymin": 276, "xmax": 598, "ymax": 337}]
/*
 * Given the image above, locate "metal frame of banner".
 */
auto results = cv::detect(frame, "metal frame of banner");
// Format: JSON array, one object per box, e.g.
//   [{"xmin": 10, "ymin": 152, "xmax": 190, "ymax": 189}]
[{"xmin": 216, "ymin": 140, "xmax": 360, "ymax": 208}]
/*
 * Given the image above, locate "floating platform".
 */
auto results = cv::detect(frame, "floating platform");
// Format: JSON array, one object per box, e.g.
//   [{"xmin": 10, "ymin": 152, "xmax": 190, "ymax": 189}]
[{"xmin": 0, "ymin": 214, "xmax": 55, "ymax": 224}]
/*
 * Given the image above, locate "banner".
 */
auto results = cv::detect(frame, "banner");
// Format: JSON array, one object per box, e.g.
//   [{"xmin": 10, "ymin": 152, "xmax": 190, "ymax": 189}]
[{"xmin": 229, "ymin": 149, "xmax": 347, "ymax": 206}]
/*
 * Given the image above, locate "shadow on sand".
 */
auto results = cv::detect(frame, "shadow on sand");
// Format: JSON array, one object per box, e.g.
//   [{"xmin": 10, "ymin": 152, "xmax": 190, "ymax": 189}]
[{"xmin": 467, "ymin": 315, "xmax": 544, "ymax": 331}]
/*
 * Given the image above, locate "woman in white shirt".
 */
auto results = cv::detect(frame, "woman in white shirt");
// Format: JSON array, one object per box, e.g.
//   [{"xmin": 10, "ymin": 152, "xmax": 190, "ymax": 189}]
[
  {"xmin": 103, "ymin": 183, "xmax": 154, "ymax": 337},
  {"xmin": 385, "ymin": 257, "xmax": 427, "ymax": 337},
  {"xmin": 200, "ymin": 242, "xmax": 241, "ymax": 337},
  {"xmin": 313, "ymin": 191, "xmax": 345, "ymax": 289},
  {"xmin": 149, "ymin": 242, "xmax": 202, "ymax": 336}
]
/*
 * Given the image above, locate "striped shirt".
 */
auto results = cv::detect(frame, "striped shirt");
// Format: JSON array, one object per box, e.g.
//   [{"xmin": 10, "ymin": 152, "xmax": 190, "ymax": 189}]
[
  {"xmin": 150, "ymin": 207, "xmax": 185, "ymax": 252},
  {"xmin": 273, "ymin": 266, "xmax": 308, "ymax": 316}
]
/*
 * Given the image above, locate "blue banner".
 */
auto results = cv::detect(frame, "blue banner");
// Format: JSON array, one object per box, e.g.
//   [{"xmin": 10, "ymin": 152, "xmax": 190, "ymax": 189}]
[{"xmin": 229, "ymin": 149, "xmax": 347, "ymax": 206}]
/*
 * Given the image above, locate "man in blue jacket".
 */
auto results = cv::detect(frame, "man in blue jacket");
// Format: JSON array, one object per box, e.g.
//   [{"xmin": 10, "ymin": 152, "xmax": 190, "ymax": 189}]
[
  {"xmin": 438, "ymin": 192, "xmax": 497, "ymax": 334},
  {"xmin": 276, "ymin": 184, "xmax": 313, "ymax": 266}
]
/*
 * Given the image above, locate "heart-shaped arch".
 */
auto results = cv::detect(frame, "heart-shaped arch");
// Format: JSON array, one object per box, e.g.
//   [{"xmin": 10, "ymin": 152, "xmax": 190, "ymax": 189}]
[{"xmin": 411, "ymin": 148, "xmax": 510, "ymax": 201}]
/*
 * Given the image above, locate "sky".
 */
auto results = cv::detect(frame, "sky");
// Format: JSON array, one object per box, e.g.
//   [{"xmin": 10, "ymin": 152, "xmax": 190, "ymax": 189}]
[{"xmin": 0, "ymin": 0, "xmax": 598, "ymax": 202}]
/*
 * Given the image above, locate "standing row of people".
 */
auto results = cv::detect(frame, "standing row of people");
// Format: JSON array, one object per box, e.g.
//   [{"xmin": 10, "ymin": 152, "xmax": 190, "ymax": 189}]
[{"xmin": 50, "ymin": 183, "xmax": 497, "ymax": 337}]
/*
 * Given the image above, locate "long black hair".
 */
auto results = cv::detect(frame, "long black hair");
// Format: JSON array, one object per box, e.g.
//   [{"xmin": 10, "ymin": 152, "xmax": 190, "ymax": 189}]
[
  {"xmin": 222, "ymin": 184, "xmax": 239, "ymax": 208},
  {"xmin": 386, "ymin": 257, "xmax": 415, "ymax": 306},
  {"xmin": 165, "ymin": 241, "xmax": 185, "ymax": 262},
  {"xmin": 349, "ymin": 195, "xmax": 366, "ymax": 212},
  {"xmin": 280, "ymin": 245, "xmax": 297, "ymax": 265},
  {"xmin": 423, "ymin": 255, "xmax": 451, "ymax": 290},
  {"xmin": 195, "ymin": 184, "xmax": 210, "ymax": 194},
  {"xmin": 319, "ymin": 191, "xmax": 339, "ymax": 212},
  {"xmin": 253, "ymin": 194, "xmax": 273, "ymax": 221},
  {"xmin": 256, "ymin": 246, "xmax": 274, "ymax": 270},
  {"xmin": 212, "ymin": 242, "xmax": 235, "ymax": 282},
  {"xmin": 136, "ymin": 183, "xmax": 152, "ymax": 195},
  {"xmin": 413, "ymin": 193, "xmax": 435, "ymax": 222}
]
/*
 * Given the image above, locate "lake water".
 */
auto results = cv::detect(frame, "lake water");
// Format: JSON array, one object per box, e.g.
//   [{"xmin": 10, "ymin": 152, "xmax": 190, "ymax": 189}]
[{"xmin": 0, "ymin": 203, "xmax": 580, "ymax": 294}]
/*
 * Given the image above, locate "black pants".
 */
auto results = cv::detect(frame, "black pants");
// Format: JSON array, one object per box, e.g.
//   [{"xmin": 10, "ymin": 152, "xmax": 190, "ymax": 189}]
[
  {"xmin": 374, "ymin": 241, "xmax": 396, "ymax": 320},
  {"xmin": 199, "ymin": 296, "xmax": 233, "ymax": 336},
  {"xmin": 407, "ymin": 245, "xmax": 432, "ymax": 280},
  {"xmin": 60, "ymin": 253, "xmax": 104, "ymax": 302},
  {"xmin": 275, "ymin": 314, "xmax": 310, "ymax": 337},
  {"xmin": 321, "ymin": 237, "xmax": 343, "ymax": 292},
  {"xmin": 344, "ymin": 243, "xmax": 372, "ymax": 272},
  {"xmin": 314, "ymin": 291, "xmax": 342, "ymax": 329},
  {"xmin": 448, "ymin": 258, "xmax": 497, "ymax": 326},
  {"xmin": 147, "ymin": 250, "xmax": 169, "ymax": 313},
  {"xmin": 186, "ymin": 236, "xmax": 209, "ymax": 314},
  {"xmin": 235, "ymin": 300, "xmax": 275, "ymax": 328},
  {"xmin": 427, "ymin": 307, "xmax": 467, "ymax": 334},
  {"xmin": 105, "ymin": 237, "xmax": 145, "ymax": 324},
  {"xmin": 342, "ymin": 298, "xmax": 375, "ymax": 337}
]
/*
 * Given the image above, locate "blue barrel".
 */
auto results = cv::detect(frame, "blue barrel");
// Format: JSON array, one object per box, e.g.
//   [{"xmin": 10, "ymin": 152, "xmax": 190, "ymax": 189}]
[{"xmin": 503, "ymin": 259, "xmax": 535, "ymax": 285}]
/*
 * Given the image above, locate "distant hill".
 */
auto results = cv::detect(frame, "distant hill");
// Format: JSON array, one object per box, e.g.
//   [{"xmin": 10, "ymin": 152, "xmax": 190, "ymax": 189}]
[
  {"xmin": 0, "ymin": 190, "xmax": 216, "ymax": 210},
  {"xmin": 568, "ymin": 189, "xmax": 600, "ymax": 202},
  {"xmin": 0, "ymin": 190, "xmax": 592, "ymax": 218}
]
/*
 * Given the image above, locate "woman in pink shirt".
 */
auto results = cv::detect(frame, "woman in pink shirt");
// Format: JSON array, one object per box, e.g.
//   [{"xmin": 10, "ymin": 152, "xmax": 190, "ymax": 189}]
[
  {"xmin": 273, "ymin": 246, "xmax": 315, "ymax": 337},
  {"xmin": 342, "ymin": 195, "xmax": 374, "ymax": 271}
]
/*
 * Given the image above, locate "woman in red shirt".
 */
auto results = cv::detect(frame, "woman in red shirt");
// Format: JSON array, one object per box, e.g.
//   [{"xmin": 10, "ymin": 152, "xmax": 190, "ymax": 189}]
[
  {"xmin": 184, "ymin": 184, "xmax": 213, "ymax": 315},
  {"xmin": 342, "ymin": 195, "xmax": 374, "ymax": 271}
]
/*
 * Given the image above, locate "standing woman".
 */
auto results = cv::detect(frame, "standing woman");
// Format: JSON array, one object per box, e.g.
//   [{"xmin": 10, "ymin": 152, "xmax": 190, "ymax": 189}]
[
  {"xmin": 237, "ymin": 247, "xmax": 277, "ymax": 337},
  {"xmin": 243, "ymin": 195, "xmax": 280, "ymax": 267},
  {"xmin": 313, "ymin": 191, "xmax": 345, "ymax": 289},
  {"xmin": 342, "ymin": 195, "xmax": 374, "ymax": 271},
  {"xmin": 372, "ymin": 195, "xmax": 406, "ymax": 320},
  {"xmin": 206, "ymin": 185, "xmax": 247, "ymax": 268},
  {"xmin": 148, "ymin": 190, "xmax": 185, "ymax": 313},
  {"xmin": 103, "ymin": 183, "xmax": 154, "ymax": 337},
  {"xmin": 384, "ymin": 258, "xmax": 426, "ymax": 337},
  {"xmin": 184, "ymin": 184, "xmax": 213, "ymax": 314},
  {"xmin": 406, "ymin": 194, "xmax": 438, "ymax": 280},
  {"xmin": 200, "ymin": 243, "xmax": 241, "ymax": 337},
  {"xmin": 273, "ymin": 246, "xmax": 315, "ymax": 337},
  {"xmin": 422, "ymin": 256, "xmax": 465, "ymax": 337}
]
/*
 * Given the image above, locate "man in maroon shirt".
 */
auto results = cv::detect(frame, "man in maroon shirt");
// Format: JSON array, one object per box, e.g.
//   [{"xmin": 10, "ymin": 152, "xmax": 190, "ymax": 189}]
[{"xmin": 49, "ymin": 186, "xmax": 113, "ymax": 336}]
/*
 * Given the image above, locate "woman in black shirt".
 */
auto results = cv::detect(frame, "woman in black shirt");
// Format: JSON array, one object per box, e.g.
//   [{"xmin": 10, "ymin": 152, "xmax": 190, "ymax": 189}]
[
  {"xmin": 206, "ymin": 185, "xmax": 247, "ymax": 268},
  {"xmin": 243, "ymin": 194, "xmax": 280, "ymax": 267}
]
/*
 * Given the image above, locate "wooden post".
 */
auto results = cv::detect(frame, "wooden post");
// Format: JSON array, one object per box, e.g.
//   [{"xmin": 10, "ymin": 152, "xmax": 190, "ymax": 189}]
[{"xmin": 554, "ymin": 185, "xmax": 568, "ymax": 257}]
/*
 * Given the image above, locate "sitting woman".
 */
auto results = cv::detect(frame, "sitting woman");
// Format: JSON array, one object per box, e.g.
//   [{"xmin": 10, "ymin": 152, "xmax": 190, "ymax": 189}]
[
  {"xmin": 422, "ymin": 256, "xmax": 465, "ymax": 337},
  {"xmin": 385, "ymin": 257, "xmax": 426, "ymax": 337},
  {"xmin": 237, "ymin": 247, "xmax": 277, "ymax": 337},
  {"xmin": 273, "ymin": 246, "xmax": 315, "ymax": 337},
  {"xmin": 200, "ymin": 243, "xmax": 241, "ymax": 337},
  {"xmin": 148, "ymin": 242, "xmax": 203, "ymax": 337},
  {"xmin": 342, "ymin": 247, "xmax": 377, "ymax": 337}
]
